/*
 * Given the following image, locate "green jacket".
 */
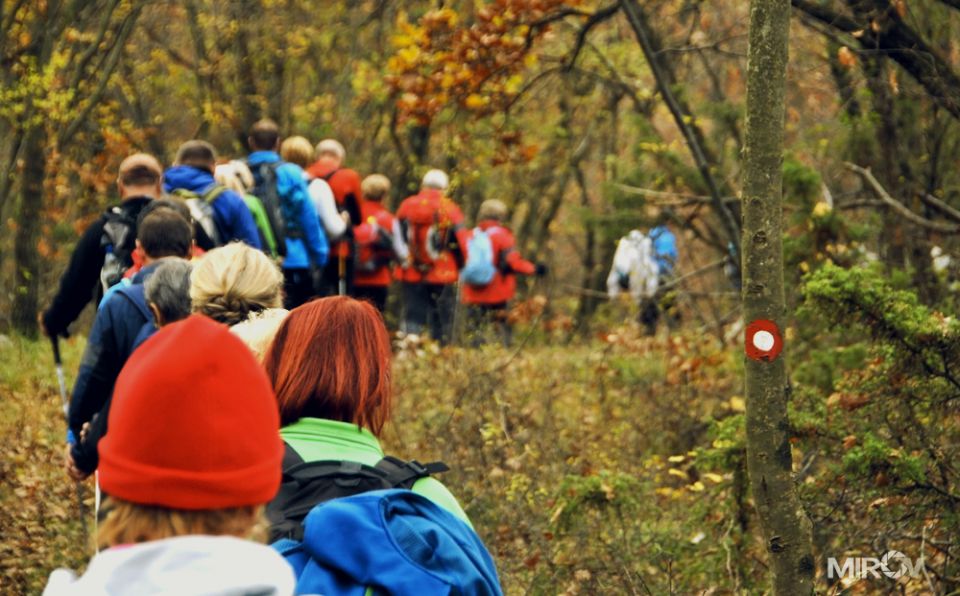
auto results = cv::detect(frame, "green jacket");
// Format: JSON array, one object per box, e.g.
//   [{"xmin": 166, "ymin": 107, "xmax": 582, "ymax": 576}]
[{"xmin": 280, "ymin": 417, "xmax": 471, "ymax": 526}]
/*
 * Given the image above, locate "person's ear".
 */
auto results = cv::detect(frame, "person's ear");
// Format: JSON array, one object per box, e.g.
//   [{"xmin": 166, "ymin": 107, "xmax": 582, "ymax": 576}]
[{"xmin": 149, "ymin": 302, "xmax": 165, "ymax": 328}]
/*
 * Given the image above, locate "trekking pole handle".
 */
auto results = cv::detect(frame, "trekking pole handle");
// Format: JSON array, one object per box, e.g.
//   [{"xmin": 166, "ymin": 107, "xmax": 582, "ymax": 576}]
[{"xmin": 51, "ymin": 336, "xmax": 62, "ymax": 366}]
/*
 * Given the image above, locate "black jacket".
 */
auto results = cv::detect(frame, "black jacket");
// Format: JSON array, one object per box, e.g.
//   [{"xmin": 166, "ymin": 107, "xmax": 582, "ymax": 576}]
[{"xmin": 42, "ymin": 197, "xmax": 152, "ymax": 337}]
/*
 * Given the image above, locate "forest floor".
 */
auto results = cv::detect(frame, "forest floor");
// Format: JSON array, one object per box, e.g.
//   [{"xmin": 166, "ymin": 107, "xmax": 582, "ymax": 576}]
[{"xmin": 1, "ymin": 322, "xmax": 766, "ymax": 594}]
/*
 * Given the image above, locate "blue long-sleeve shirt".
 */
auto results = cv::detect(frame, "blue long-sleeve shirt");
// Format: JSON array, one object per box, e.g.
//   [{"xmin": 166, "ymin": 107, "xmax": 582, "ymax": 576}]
[
  {"xmin": 247, "ymin": 151, "xmax": 328, "ymax": 270},
  {"xmin": 164, "ymin": 165, "xmax": 262, "ymax": 250}
]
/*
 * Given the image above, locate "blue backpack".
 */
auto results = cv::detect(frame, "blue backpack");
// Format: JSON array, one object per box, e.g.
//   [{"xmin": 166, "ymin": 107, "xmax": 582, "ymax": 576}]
[
  {"xmin": 460, "ymin": 227, "xmax": 497, "ymax": 286},
  {"xmin": 273, "ymin": 489, "xmax": 503, "ymax": 596}
]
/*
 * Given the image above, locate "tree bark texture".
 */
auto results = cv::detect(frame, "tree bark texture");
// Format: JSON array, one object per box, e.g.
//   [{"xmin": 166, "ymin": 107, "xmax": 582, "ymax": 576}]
[
  {"xmin": 11, "ymin": 126, "xmax": 45, "ymax": 338},
  {"xmin": 742, "ymin": 0, "xmax": 815, "ymax": 594}
]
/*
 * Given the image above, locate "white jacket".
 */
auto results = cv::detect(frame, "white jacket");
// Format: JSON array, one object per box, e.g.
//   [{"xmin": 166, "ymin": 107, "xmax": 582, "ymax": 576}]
[
  {"xmin": 607, "ymin": 230, "xmax": 659, "ymax": 300},
  {"xmin": 307, "ymin": 176, "xmax": 348, "ymax": 240},
  {"xmin": 43, "ymin": 535, "xmax": 295, "ymax": 596}
]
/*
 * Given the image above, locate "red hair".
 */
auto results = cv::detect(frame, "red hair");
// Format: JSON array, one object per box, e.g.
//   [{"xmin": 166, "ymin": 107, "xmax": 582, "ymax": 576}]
[{"xmin": 263, "ymin": 297, "xmax": 393, "ymax": 434}]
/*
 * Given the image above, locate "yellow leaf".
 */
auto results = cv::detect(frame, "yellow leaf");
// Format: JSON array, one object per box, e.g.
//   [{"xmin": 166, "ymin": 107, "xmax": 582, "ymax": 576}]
[
  {"xmin": 729, "ymin": 396, "xmax": 746, "ymax": 412},
  {"xmin": 464, "ymin": 94, "xmax": 487, "ymax": 109}
]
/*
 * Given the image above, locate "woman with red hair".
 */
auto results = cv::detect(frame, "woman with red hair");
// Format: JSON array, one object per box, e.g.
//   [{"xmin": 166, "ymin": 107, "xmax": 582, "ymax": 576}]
[{"xmin": 262, "ymin": 296, "xmax": 470, "ymax": 527}]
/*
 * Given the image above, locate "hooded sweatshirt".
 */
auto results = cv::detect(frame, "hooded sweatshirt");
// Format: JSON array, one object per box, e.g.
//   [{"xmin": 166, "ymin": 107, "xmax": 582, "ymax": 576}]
[
  {"xmin": 43, "ymin": 535, "xmax": 295, "ymax": 596},
  {"xmin": 163, "ymin": 165, "xmax": 262, "ymax": 250}
]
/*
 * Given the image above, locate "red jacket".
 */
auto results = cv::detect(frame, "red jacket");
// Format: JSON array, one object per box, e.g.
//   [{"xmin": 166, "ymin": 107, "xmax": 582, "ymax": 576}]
[
  {"xmin": 461, "ymin": 220, "xmax": 534, "ymax": 305},
  {"xmin": 354, "ymin": 200, "xmax": 397, "ymax": 288},
  {"xmin": 395, "ymin": 189, "xmax": 467, "ymax": 285},
  {"xmin": 305, "ymin": 158, "xmax": 362, "ymax": 258}
]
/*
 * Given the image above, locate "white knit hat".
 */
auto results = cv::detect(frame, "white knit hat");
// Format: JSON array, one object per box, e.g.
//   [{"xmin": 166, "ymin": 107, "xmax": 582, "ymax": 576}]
[{"xmin": 421, "ymin": 169, "xmax": 449, "ymax": 190}]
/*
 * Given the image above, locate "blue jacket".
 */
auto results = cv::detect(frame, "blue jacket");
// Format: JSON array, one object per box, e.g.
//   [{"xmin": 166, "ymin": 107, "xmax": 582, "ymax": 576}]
[
  {"xmin": 650, "ymin": 225, "xmax": 678, "ymax": 277},
  {"xmin": 68, "ymin": 264, "xmax": 161, "ymax": 474},
  {"xmin": 247, "ymin": 151, "xmax": 328, "ymax": 270},
  {"xmin": 163, "ymin": 165, "xmax": 262, "ymax": 250}
]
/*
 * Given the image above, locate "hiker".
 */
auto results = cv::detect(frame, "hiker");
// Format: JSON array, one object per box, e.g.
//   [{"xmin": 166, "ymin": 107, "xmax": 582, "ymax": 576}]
[
  {"xmin": 65, "ymin": 205, "xmax": 194, "ymax": 479},
  {"xmin": 190, "ymin": 243, "xmax": 288, "ymax": 348},
  {"xmin": 305, "ymin": 138, "xmax": 363, "ymax": 297},
  {"xmin": 214, "ymin": 160, "xmax": 279, "ymax": 257},
  {"xmin": 41, "ymin": 154, "xmax": 163, "ymax": 339},
  {"xmin": 164, "ymin": 140, "xmax": 262, "ymax": 251},
  {"xmin": 66, "ymin": 258, "xmax": 195, "ymax": 484},
  {"xmin": 246, "ymin": 119, "xmax": 329, "ymax": 309},
  {"xmin": 646, "ymin": 214, "xmax": 680, "ymax": 332},
  {"xmin": 137, "ymin": 258, "xmax": 194, "ymax": 346},
  {"xmin": 262, "ymin": 297, "xmax": 501, "ymax": 594},
  {"xmin": 279, "ymin": 136, "xmax": 347, "ymax": 250},
  {"xmin": 395, "ymin": 169, "xmax": 468, "ymax": 344},
  {"xmin": 461, "ymin": 199, "xmax": 544, "ymax": 346},
  {"xmin": 607, "ymin": 229, "xmax": 660, "ymax": 334},
  {"xmin": 230, "ymin": 308, "xmax": 291, "ymax": 362},
  {"xmin": 46, "ymin": 316, "xmax": 294, "ymax": 595},
  {"xmin": 353, "ymin": 174, "xmax": 406, "ymax": 313}
]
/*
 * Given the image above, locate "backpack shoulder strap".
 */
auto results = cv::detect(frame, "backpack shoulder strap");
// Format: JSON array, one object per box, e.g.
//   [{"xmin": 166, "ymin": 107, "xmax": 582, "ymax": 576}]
[
  {"xmin": 113, "ymin": 284, "xmax": 152, "ymax": 322},
  {"xmin": 282, "ymin": 441, "xmax": 304, "ymax": 471},
  {"xmin": 375, "ymin": 456, "xmax": 449, "ymax": 489},
  {"xmin": 321, "ymin": 167, "xmax": 340, "ymax": 182},
  {"xmin": 203, "ymin": 184, "xmax": 229, "ymax": 204}
]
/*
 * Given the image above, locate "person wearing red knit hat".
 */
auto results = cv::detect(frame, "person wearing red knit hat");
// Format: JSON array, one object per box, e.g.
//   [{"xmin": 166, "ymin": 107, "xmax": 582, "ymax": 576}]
[{"xmin": 44, "ymin": 315, "xmax": 294, "ymax": 596}]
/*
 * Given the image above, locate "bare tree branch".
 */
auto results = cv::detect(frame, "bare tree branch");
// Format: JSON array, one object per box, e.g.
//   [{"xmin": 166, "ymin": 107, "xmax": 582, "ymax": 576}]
[
  {"xmin": 922, "ymin": 193, "xmax": 960, "ymax": 224},
  {"xmin": 792, "ymin": 0, "xmax": 960, "ymax": 120},
  {"xmin": 58, "ymin": 4, "xmax": 142, "ymax": 147},
  {"xmin": 845, "ymin": 162, "xmax": 960, "ymax": 233},
  {"xmin": 621, "ymin": 0, "xmax": 741, "ymax": 254}
]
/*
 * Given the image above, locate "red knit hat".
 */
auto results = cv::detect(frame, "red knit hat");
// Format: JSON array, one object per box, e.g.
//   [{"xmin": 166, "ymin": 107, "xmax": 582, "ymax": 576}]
[{"xmin": 99, "ymin": 315, "xmax": 282, "ymax": 510}]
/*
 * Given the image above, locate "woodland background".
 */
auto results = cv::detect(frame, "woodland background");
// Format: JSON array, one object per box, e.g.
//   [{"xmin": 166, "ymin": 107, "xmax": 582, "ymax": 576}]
[{"xmin": 1, "ymin": 0, "xmax": 960, "ymax": 593}]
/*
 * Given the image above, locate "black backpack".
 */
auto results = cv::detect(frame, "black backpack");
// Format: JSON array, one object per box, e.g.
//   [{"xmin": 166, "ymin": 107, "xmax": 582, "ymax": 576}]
[
  {"xmin": 247, "ymin": 161, "xmax": 304, "ymax": 258},
  {"xmin": 265, "ymin": 442, "xmax": 448, "ymax": 543},
  {"xmin": 99, "ymin": 207, "xmax": 138, "ymax": 294}
]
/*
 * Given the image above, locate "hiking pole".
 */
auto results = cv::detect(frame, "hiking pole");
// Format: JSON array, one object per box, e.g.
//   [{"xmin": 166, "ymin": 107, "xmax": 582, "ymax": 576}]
[
  {"xmin": 51, "ymin": 337, "xmax": 90, "ymax": 544},
  {"xmin": 338, "ymin": 251, "xmax": 347, "ymax": 296}
]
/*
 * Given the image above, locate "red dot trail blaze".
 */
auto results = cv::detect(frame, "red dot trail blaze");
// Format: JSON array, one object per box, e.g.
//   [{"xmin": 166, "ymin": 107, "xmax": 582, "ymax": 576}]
[{"xmin": 745, "ymin": 319, "xmax": 783, "ymax": 362}]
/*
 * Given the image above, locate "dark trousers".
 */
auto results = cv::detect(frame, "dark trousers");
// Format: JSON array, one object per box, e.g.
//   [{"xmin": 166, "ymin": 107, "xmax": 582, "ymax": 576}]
[
  {"xmin": 402, "ymin": 282, "xmax": 456, "ymax": 344},
  {"xmin": 465, "ymin": 302, "xmax": 511, "ymax": 347},
  {"xmin": 283, "ymin": 268, "xmax": 314, "ymax": 310},
  {"xmin": 354, "ymin": 285, "xmax": 388, "ymax": 313},
  {"xmin": 639, "ymin": 276, "xmax": 680, "ymax": 335},
  {"xmin": 317, "ymin": 252, "xmax": 354, "ymax": 297}
]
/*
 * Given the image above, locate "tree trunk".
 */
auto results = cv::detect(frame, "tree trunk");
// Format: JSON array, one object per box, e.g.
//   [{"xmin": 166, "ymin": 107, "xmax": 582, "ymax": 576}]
[
  {"xmin": 11, "ymin": 126, "xmax": 45, "ymax": 338},
  {"xmin": 741, "ymin": 0, "xmax": 815, "ymax": 594}
]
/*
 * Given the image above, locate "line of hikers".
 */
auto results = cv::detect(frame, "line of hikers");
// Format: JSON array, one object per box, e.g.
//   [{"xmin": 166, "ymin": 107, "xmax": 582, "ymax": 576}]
[
  {"xmin": 41, "ymin": 118, "xmax": 545, "ymax": 349},
  {"xmin": 44, "ymin": 210, "xmax": 503, "ymax": 593}
]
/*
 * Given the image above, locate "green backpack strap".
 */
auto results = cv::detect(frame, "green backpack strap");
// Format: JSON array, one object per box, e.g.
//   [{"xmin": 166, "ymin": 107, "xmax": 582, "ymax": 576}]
[{"xmin": 202, "ymin": 184, "xmax": 228, "ymax": 203}]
